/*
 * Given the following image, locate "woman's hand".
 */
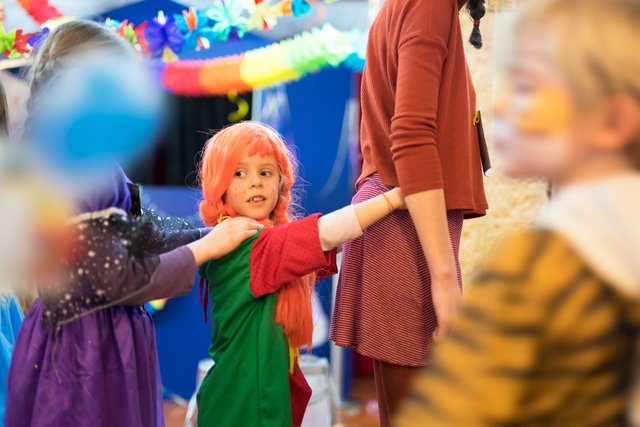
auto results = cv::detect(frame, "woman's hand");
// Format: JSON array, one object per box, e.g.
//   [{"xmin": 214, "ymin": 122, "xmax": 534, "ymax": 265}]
[
  {"xmin": 188, "ymin": 217, "xmax": 263, "ymax": 265},
  {"xmin": 431, "ymin": 278, "xmax": 462, "ymax": 342}
]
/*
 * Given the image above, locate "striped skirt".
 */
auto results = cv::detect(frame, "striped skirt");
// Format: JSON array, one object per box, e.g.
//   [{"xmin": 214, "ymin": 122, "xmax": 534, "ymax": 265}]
[{"xmin": 329, "ymin": 173, "xmax": 463, "ymax": 366}]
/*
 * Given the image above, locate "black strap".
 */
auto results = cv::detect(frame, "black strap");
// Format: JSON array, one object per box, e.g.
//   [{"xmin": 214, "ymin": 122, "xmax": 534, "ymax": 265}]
[
  {"xmin": 475, "ymin": 111, "xmax": 492, "ymax": 175},
  {"xmin": 127, "ymin": 183, "xmax": 142, "ymax": 218}
]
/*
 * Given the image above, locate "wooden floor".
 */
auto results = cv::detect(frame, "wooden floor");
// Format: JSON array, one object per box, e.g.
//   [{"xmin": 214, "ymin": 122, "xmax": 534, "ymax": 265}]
[
  {"xmin": 334, "ymin": 376, "xmax": 379, "ymax": 427},
  {"xmin": 164, "ymin": 375, "xmax": 380, "ymax": 427}
]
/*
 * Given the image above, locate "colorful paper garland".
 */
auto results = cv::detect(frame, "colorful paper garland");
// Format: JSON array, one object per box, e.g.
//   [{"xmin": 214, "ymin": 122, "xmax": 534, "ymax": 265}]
[
  {"xmin": 14, "ymin": 0, "xmax": 317, "ymax": 60},
  {"xmin": 159, "ymin": 24, "xmax": 353, "ymax": 96},
  {"xmin": 8, "ymin": 0, "xmax": 364, "ymax": 96}
]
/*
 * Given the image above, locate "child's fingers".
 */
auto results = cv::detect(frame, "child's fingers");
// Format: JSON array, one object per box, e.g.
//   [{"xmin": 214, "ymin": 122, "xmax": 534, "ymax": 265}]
[
  {"xmin": 235, "ymin": 217, "xmax": 263, "ymax": 229},
  {"xmin": 240, "ymin": 229, "xmax": 259, "ymax": 238}
]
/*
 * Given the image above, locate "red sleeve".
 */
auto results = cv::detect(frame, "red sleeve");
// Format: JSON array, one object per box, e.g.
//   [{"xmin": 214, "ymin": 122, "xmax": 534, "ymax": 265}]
[
  {"xmin": 250, "ymin": 214, "xmax": 337, "ymax": 297},
  {"xmin": 390, "ymin": 0, "xmax": 453, "ymax": 196}
]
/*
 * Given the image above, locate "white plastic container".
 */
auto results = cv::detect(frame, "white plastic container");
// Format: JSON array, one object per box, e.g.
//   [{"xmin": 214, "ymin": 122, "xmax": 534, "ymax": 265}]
[
  {"xmin": 184, "ymin": 359, "xmax": 214, "ymax": 427},
  {"xmin": 299, "ymin": 355, "xmax": 334, "ymax": 427}
]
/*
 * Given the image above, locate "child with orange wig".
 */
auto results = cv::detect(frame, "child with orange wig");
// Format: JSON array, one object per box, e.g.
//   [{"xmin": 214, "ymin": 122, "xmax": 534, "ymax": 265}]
[{"xmin": 196, "ymin": 121, "xmax": 404, "ymax": 427}]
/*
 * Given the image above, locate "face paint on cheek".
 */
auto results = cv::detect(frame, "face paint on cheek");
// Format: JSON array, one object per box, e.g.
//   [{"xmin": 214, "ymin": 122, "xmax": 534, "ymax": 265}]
[
  {"xmin": 494, "ymin": 98, "xmax": 576, "ymax": 179},
  {"xmin": 512, "ymin": 87, "xmax": 575, "ymax": 135}
]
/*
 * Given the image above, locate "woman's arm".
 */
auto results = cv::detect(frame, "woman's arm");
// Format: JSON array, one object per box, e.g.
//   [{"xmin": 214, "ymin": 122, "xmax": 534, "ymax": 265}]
[
  {"xmin": 390, "ymin": 1, "xmax": 460, "ymax": 340},
  {"xmin": 406, "ymin": 190, "xmax": 461, "ymax": 341}
]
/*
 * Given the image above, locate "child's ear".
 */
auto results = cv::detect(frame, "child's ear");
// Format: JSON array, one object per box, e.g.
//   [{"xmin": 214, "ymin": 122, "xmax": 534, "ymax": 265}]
[{"xmin": 595, "ymin": 95, "xmax": 640, "ymax": 152}]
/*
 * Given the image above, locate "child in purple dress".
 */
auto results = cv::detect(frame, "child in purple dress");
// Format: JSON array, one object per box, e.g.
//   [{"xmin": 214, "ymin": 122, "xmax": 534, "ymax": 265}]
[{"xmin": 5, "ymin": 20, "xmax": 262, "ymax": 427}]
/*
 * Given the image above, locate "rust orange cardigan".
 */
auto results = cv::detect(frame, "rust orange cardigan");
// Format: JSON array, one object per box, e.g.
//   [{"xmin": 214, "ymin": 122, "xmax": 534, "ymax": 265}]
[{"xmin": 358, "ymin": 0, "xmax": 488, "ymax": 217}]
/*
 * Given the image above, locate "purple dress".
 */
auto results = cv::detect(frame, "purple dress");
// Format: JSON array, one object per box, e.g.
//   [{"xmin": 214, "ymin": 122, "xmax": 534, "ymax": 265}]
[{"xmin": 6, "ymin": 169, "xmax": 202, "ymax": 427}]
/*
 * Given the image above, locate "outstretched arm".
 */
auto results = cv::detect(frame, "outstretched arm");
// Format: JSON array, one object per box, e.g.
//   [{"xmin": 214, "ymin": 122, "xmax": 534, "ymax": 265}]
[
  {"xmin": 317, "ymin": 187, "xmax": 404, "ymax": 251},
  {"xmin": 249, "ymin": 191, "xmax": 404, "ymax": 297},
  {"xmin": 87, "ymin": 217, "xmax": 261, "ymax": 303},
  {"xmin": 106, "ymin": 218, "xmax": 262, "ymax": 304}
]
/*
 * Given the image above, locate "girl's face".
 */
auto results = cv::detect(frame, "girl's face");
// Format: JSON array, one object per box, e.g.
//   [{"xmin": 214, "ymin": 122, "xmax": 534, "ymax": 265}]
[
  {"xmin": 224, "ymin": 147, "xmax": 280, "ymax": 221},
  {"xmin": 494, "ymin": 29, "xmax": 594, "ymax": 182}
]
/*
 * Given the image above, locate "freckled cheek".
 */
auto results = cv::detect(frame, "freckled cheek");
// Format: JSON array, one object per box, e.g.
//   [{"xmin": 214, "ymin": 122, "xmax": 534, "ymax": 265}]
[
  {"xmin": 267, "ymin": 182, "xmax": 280, "ymax": 200},
  {"xmin": 226, "ymin": 184, "xmax": 246, "ymax": 205}
]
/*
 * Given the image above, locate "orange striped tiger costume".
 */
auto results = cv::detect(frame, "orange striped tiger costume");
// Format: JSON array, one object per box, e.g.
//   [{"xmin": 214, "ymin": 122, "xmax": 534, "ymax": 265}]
[{"xmin": 396, "ymin": 174, "xmax": 640, "ymax": 427}]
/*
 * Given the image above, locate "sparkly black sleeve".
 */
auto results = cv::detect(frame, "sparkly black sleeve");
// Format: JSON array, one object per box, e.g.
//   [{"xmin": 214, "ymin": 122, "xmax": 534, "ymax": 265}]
[
  {"xmin": 140, "ymin": 208, "xmax": 209, "ymax": 254},
  {"xmin": 40, "ymin": 209, "xmax": 196, "ymax": 325}
]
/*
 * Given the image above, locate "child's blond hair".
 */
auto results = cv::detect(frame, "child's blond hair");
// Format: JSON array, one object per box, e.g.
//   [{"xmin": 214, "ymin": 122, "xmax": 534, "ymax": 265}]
[{"xmin": 516, "ymin": 0, "xmax": 640, "ymax": 167}]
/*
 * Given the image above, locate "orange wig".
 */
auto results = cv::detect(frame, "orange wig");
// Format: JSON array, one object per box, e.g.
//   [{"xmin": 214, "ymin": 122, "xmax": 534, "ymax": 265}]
[{"xmin": 199, "ymin": 121, "xmax": 315, "ymax": 348}]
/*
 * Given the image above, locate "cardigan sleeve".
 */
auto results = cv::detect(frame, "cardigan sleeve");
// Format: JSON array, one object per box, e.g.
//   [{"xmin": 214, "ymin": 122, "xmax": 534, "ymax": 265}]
[
  {"xmin": 40, "ymin": 212, "xmax": 198, "ymax": 325},
  {"xmin": 73, "ymin": 221, "xmax": 198, "ymax": 305},
  {"xmin": 144, "ymin": 227, "xmax": 209, "ymax": 254},
  {"xmin": 390, "ymin": 0, "xmax": 453, "ymax": 196}
]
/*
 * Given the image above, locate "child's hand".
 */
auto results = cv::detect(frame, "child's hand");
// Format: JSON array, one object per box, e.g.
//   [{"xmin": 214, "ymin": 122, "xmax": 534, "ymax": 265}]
[
  {"xmin": 208, "ymin": 217, "xmax": 264, "ymax": 259},
  {"xmin": 188, "ymin": 217, "xmax": 263, "ymax": 265},
  {"xmin": 385, "ymin": 188, "xmax": 407, "ymax": 210}
]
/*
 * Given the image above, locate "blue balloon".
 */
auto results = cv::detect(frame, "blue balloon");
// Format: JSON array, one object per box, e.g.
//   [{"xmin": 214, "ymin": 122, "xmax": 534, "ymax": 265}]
[{"xmin": 29, "ymin": 54, "xmax": 163, "ymax": 188}]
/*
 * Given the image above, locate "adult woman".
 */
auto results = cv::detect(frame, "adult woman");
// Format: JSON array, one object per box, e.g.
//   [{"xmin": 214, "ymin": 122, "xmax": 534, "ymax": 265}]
[{"xmin": 330, "ymin": 1, "xmax": 488, "ymax": 425}]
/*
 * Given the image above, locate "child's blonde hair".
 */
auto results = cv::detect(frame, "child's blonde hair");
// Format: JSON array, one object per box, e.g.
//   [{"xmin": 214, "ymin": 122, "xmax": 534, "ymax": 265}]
[
  {"xmin": 516, "ymin": 0, "xmax": 640, "ymax": 168},
  {"xmin": 28, "ymin": 20, "xmax": 133, "ymax": 106}
]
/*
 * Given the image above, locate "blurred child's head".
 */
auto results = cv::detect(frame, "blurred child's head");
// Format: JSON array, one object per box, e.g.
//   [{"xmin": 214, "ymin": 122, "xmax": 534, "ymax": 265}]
[
  {"xmin": 199, "ymin": 121, "xmax": 299, "ymax": 226},
  {"xmin": 25, "ymin": 20, "xmax": 162, "ymax": 209},
  {"xmin": 27, "ymin": 20, "xmax": 134, "ymax": 112},
  {"xmin": 495, "ymin": 0, "xmax": 640, "ymax": 184}
]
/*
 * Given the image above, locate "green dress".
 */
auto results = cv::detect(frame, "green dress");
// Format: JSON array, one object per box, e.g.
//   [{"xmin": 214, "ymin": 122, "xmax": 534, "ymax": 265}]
[{"xmin": 197, "ymin": 215, "xmax": 336, "ymax": 427}]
